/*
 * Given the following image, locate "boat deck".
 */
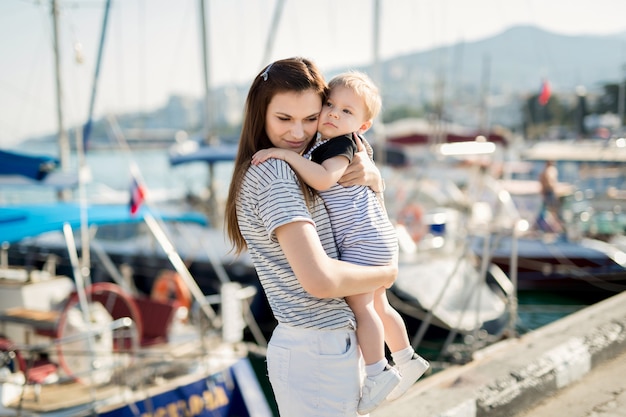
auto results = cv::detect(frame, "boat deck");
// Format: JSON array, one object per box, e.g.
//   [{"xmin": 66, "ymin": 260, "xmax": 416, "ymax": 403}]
[{"xmin": 7, "ymin": 383, "xmax": 122, "ymax": 413}]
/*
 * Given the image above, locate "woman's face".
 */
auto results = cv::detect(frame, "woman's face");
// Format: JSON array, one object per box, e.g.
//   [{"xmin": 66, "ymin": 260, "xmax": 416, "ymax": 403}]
[{"xmin": 265, "ymin": 89, "xmax": 322, "ymax": 154}]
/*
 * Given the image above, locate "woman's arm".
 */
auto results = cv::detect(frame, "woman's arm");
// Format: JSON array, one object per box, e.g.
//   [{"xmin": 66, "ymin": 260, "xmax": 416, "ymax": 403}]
[
  {"xmin": 252, "ymin": 147, "xmax": 349, "ymax": 191},
  {"xmin": 275, "ymin": 220, "xmax": 397, "ymax": 299}
]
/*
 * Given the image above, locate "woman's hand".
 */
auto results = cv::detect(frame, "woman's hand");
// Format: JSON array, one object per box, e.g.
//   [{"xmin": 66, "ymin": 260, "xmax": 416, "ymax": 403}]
[
  {"xmin": 384, "ymin": 246, "xmax": 399, "ymax": 289},
  {"xmin": 338, "ymin": 134, "xmax": 384, "ymax": 192}
]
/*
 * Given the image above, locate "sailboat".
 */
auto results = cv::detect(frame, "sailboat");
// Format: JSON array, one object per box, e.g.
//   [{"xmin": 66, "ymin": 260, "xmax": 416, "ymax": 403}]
[
  {"xmin": 0, "ymin": 201, "xmax": 273, "ymax": 417},
  {"xmin": 381, "ymin": 153, "xmax": 514, "ymax": 362},
  {"xmin": 0, "ymin": 3, "xmax": 275, "ymax": 416},
  {"xmin": 478, "ymin": 137, "xmax": 626, "ymax": 297},
  {"xmin": 0, "ymin": 150, "xmax": 272, "ymax": 417},
  {"xmin": 0, "ymin": 150, "xmax": 271, "ymax": 417}
]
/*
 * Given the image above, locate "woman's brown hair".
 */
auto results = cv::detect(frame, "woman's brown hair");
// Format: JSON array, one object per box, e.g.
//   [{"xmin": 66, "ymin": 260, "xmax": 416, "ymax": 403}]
[{"xmin": 224, "ymin": 57, "xmax": 328, "ymax": 254}]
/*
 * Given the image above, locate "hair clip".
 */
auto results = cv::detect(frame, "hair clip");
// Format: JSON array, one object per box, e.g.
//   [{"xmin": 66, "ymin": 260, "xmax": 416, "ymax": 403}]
[{"xmin": 260, "ymin": 62, "xmax": 273, "ymax": 81}]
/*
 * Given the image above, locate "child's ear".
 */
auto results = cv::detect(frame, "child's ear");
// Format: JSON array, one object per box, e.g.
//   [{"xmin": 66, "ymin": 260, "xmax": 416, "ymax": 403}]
[{"xmin": 358, "ymin": 120, "xmax": 372, "ymax": 134}]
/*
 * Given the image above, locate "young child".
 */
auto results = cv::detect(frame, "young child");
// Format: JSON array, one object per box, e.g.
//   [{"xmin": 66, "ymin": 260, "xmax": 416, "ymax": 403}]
[{"xmin": 252, "ymin": 70, "xmax": 429, "ymax": 414}]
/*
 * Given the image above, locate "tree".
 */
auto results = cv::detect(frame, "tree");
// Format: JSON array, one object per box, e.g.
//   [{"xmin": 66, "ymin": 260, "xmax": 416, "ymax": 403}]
[
  {"xmin": 381, "ymin": 105, "xmax": 424, "ymax": 124},
  {"xmin": 594, "ymin": 82, "xmax": 625, "ymax": 126},
  {"xmin": 522, "ymin": 93, "xmax": 567, "ymax": 140}
]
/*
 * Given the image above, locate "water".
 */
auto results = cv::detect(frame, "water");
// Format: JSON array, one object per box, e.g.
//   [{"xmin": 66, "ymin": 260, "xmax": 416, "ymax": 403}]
[
  {"xmin": 516, "ymin": 290, "xmax": 597, "ymax": 332},
  {"xmin": 2, "ymin": 144, "xmax": 234, "ymax": 206}
]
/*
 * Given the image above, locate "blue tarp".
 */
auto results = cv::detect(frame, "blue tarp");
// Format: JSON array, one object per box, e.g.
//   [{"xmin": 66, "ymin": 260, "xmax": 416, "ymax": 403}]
[
  {"xmin": 0, "ymin": 149, "xmax": 59, "ymax": 180},
  {"xmin": 169, "ymin": 144, "xmax": 237, "ymax": 166},
  {"xmin": 0, "ymin": 203, "xmax": 207, "ymax": 244},
  {"xmin": 0, "ymin": 149, "xmax": 77, "ymax": 189}
]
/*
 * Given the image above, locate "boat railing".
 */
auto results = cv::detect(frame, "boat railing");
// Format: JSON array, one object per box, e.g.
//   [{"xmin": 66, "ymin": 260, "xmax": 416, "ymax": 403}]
[{"xmin": 0, "ymin": 314, "xmax": 138, "ymax": 390}]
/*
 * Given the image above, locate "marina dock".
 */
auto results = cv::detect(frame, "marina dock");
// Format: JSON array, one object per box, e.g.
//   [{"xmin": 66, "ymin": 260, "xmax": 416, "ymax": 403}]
[
  {"xmin": 513, "ymin": 349, "xmax": 626, "ymax": 417},
  {"xmin": 372, "ymin": 290, "xmax": 626, "ymax": 417}
]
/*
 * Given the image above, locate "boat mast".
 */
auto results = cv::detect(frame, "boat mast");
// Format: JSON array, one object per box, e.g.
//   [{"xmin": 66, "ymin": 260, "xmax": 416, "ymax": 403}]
[
  {"xmin": 199, "ymin": 0, "xmax": 216, "ymax": 146},
  {"xmin": 371, "ymin": 0, "xmax": 386, "ymax": 165},
  {"xmin": 51, "ymin": 0, "xmax": 70, "ymax": 200},
  {"xmin": 261, "ymin": 0, "xmax": 286, "ymax": 67},
  {"xmin": 478, "ymin": 54, "xmax": 491, "ymax": 135},
  {"xmin": 198, "ymin": 0, "xmax": 220, "ymax": 226},
  {"xmin": 372, "ymin": 0, "xmax": 380, "ymax": 91},
  {"xmin": 617, "ymin": 64, "xmax": 626, "ymax": 135}
]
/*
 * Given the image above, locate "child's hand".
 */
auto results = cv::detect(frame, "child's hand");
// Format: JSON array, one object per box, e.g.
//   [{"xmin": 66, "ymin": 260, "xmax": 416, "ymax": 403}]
[
  {"xmin": 252, "ymin": 148, "xmax": 284, "ymax": 165},
  {"xmin": 353, "ymin": 133, "xmax": 365, "ymax": 153}
]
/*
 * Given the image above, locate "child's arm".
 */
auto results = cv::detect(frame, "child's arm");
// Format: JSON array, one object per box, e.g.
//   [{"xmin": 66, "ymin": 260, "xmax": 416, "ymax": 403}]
[{"xmin": 252, "ymin": 147, "xmax": 349, "ymax": 191}]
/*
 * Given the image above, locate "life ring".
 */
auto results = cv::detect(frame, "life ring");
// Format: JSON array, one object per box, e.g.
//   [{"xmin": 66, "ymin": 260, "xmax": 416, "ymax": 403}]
[
  {"xmin": 397, "ymin": 204, "xmax": 427, "ymax": 242},
  {"xmin": 151, "ymin": 270, "xmax": 192, "ymax": 312}
]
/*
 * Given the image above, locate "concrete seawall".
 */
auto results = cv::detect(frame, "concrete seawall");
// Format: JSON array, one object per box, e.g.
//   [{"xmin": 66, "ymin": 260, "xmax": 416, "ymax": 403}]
[{"xmin": 373, "ymin": 290, "xmax": 626, "ymax": 417}]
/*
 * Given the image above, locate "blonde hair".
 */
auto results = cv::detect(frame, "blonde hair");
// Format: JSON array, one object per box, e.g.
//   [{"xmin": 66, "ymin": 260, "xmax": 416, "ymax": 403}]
[{"xmin": 328, "ymin": 70, "xmax": 381, "ymax": 121}]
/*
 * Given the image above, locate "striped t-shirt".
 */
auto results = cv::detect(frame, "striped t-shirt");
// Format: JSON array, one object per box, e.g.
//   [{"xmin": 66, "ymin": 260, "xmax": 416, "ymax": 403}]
[
  {"xmin": 237, "ymin": 158, "xmax": 356, "ymax": 330},
  {"xmin": 308, "ymin": 135, "xmax": 398, "ymax": 266}
]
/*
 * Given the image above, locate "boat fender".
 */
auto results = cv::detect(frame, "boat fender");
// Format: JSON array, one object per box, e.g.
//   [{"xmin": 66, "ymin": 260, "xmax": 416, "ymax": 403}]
[
  {"xmin": 151, "ymin": 270, "xmax": 192, "ymax": 313},
  {"xmin": 397, "ymin": 204, "xmax": 427, "ymax": 242}
]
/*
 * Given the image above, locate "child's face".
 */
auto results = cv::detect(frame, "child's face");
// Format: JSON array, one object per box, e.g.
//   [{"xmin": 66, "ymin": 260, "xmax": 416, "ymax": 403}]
[{"xmin": 318, "ymin": 86, "xmax": 369, "ymax": 139}]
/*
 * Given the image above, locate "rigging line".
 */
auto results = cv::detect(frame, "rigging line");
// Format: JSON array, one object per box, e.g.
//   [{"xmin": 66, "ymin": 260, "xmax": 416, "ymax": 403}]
[
  {"xmin": 113, "ymin": 0, "xmax": 126, "ymax": 112},
  {"xmin": 10, "ymin": 1, "xmax": 51, "ymax": 141},
  {"xmin": 138, "ymin": 0, "xmax": 147, "ymax": 118},
  {"xmin": 82, "ymin": 0, "xmax": 112, "ymax": 150},
  {"xmin": 107, "ymin": 115, "xmax": 219, "ymax": 326},
  {"xmin": 260, "ymin": 0, "xmax": 285, "ymax": 68},
  {"xmin": 61, "ymin": 0, "xmax": 89, "ymax": 137}
]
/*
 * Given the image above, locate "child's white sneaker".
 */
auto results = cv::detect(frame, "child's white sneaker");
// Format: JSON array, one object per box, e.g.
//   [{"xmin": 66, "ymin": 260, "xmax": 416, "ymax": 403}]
[
  {"xmin": 386, "ymin": 353, "xmax": 430, "ymax": 401},
  {"xmin": 358, "ymin": 365, "xmax": 401, "ymax": 415}
]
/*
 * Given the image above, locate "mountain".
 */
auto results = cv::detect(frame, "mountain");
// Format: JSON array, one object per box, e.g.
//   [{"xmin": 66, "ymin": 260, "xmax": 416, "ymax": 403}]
[
  {"xmin": 330, "ymin": 25, "xmax": 626, "ymax": 129},
  {"xmin": 332, "ymin": 25, "xmax": 626, "ymax": 107}
]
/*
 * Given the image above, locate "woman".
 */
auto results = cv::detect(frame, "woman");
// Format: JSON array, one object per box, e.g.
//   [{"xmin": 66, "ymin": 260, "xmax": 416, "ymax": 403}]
[{"xmin": 225, "ymin": 57, "xmax": 397, "ymax": 416}]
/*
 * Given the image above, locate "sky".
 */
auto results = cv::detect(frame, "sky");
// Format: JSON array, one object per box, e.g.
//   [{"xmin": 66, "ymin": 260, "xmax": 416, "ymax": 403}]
[{"xmin": 1, "ymin": 0, "xmax": 626, "ymax": 145}]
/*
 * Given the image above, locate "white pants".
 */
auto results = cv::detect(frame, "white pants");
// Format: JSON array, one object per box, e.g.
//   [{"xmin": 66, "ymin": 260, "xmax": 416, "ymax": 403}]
[{"xmin": 267, "ymin": 323, "xmax": 365, "ymax": 416}]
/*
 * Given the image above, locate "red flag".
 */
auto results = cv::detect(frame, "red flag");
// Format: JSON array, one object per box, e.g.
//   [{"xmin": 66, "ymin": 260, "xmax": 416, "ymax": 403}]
[
  {"xmin": 538, "ymin": 79, "xmax": 551, "ymax": 106},
  {"xmin": 129, "ymin": 176, "xmax": 145, "ymax": 215}
]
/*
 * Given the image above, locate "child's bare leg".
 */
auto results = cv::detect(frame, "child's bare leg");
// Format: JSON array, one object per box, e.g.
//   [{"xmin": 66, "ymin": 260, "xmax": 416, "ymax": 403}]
[
  {"xmin": 345, "ymin": 292, "xmax": 385, "ymax": 365},
  {"xmin": 374, "ymin": 288, "xmax": 430, "ymax": 402},
  {"xmin": 373, "ymin": 287, "xmax": 410, "ymax": 352}
]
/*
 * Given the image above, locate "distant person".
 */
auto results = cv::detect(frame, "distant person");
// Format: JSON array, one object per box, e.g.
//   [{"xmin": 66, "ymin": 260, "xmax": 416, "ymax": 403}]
[
  {"xmin": 538, "ymin": 160, "xmax": 563, "ymax": 233},
  {"xmin": 252, "ymin": 70, "xmax": 429, "ymax": 414}
]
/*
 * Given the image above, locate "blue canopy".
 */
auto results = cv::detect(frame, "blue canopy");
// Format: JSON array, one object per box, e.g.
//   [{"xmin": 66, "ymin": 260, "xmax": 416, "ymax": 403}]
[
  {"xmin": 0, "ymin": 203, "xmax": 207, "ymax": 244},
  {"xmin": 0, "ymin": 149, "xmax": 78, "ymax": 189},
  {"xmin": 169, "ymin": 144, "xmax": 237, "ymax": 166},
  {"xmin": 0, "ymin": 149, "xmax": 59, "ymax": 180}
]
